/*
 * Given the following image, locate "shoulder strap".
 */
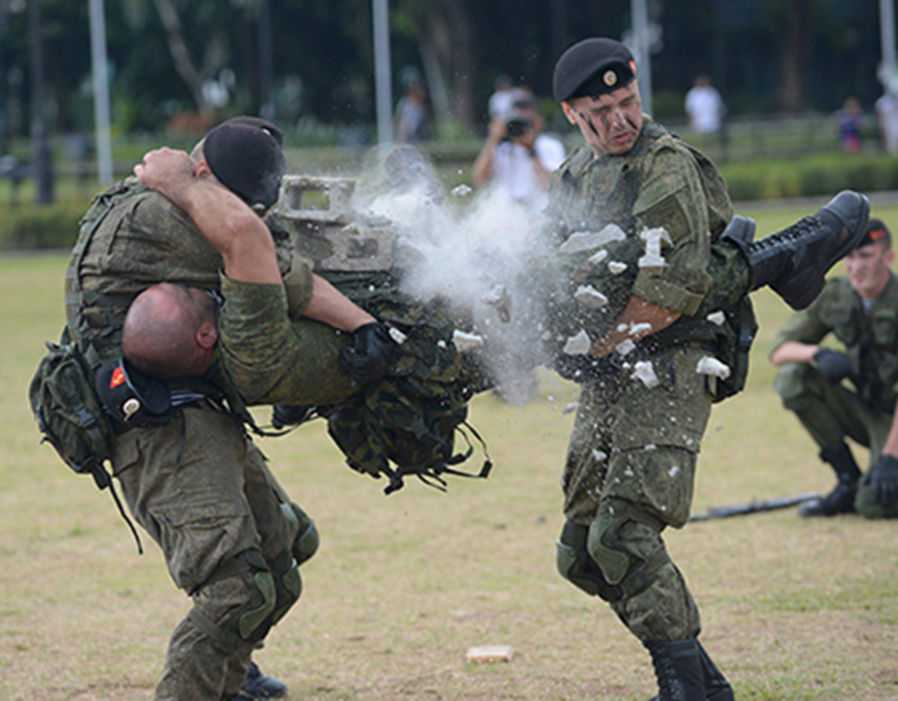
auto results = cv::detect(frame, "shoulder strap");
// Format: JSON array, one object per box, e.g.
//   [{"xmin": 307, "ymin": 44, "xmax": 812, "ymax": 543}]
[{"xmin": 65, "ymin": 180, "xmax": 141, "ymax": 350}]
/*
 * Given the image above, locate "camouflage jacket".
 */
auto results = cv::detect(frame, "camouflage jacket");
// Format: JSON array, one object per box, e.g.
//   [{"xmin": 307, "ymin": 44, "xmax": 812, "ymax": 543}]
[
  {"xmin": 773, "ymin": 274, "xmax": 898, "ymax": 412},
  {"xmin": 542, "ymin": 117, "xmax": 736, "ymax": 351},
  {"xmin": 64, "ymin": 177, "xmax": 309, "ymax": 362}
]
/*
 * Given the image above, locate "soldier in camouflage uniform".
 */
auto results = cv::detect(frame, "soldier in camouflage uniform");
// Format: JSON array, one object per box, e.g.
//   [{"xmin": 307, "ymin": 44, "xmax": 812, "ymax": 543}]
[
  {"xmin": 65, "ymin": 119, "xmax": 392, "ymax": 701},
  {"xmin": 126, "ymin": 147, "xmax": 488, "ymax": 495},
  {"xmin": 772, "ymin": 218, "xmax": 898, "ymax": 519},
  {"xmin": 546, "ymin": 38, "xmax": 869, "ymax": 700}
]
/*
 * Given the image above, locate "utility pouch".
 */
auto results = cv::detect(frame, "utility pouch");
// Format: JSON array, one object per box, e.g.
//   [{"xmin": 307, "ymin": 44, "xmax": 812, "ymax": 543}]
[
  {"xmin": 707, "ymin": 297, "xmax": 757, "ymax": 402},
  {"xmin": 28, "ymin": 326, "xmax": 114, "ymax": 489}
]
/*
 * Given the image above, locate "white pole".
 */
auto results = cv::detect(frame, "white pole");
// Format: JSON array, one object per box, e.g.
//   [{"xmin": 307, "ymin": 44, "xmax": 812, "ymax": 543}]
[
  {"xmin": 372, "ymin": 0, "xmax": 393, "ymax": 144},
  {"xmin": 881, "ymin": 0, "xmax": 897, "ymax": 87},
  {"xmin": 88, "ymin": 0, "xmax": 113, "ymax": 184},
  {"xmin": 630, "ymin": 0, "xmax": 652, "ymax": 116}
]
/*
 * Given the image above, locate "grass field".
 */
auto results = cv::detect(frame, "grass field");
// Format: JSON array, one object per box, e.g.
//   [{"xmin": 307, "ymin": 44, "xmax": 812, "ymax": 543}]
[{"xmin": 1, "ymin": 200, "xmax": 897, "ymax": 700}]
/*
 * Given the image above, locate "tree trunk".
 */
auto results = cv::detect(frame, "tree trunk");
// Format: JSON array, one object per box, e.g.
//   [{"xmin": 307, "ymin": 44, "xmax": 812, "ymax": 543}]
[
  {"xmin": 777, "ymin": 0, "xmax": 812, "ymax": 113},
  {"xmin": 152, "ymin": 0, "xmax": 209, "ymax": 114},
  {"xmin": 444, "ymin": 0, "xmax": 476, "ymax": 132},
  {"xmin": 415, "ymin": 0, "xmax": 477, "ymax": 134}
]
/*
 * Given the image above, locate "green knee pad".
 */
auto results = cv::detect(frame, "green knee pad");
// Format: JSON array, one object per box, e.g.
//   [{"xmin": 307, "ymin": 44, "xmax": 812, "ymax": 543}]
[
  {"xmin": 587, "ymin": 499, "xmax": 669, "ymax": 599},
  {"xmin": 281, "ymin": 502, "xmax": 320, "ymax": 565},
  {"xmin": 556, "ymin": 521, "xmax": 622, "ymax": 602},
  {"xmin": 268, "ymin": 549, "xmax": 303, "ymax": 626},
  {"xmin": 188, "ymin": 549, "xmax": 277, "ymax": 655}
]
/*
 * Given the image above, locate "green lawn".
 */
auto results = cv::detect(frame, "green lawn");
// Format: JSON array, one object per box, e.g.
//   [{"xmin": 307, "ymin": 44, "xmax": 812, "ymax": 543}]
[{"xmin": 1, "ymin": 200, "xmax": 896, "ymax": 699}]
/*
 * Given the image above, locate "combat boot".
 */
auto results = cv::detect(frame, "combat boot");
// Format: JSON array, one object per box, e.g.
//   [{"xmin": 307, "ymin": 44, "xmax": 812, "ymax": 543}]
[
  {"xmin": 644, "ymin": 638, "xmax": 705, "ymax": 701},
  {"xmin": 271, "ymin": 403, "xmax": 316, "ymax": 429},
  {"xmin": 732, "ymin": 190, "xmax": 869, "ymax": 310},
  {"xmin": 799, "ymin": 443, "xmax": 861, "ymax": 517},
  {"xmin": 240, "ymin": 661, "xmax": 287, "ymax": 699},
  {"xmin": 696, "ymin": 640, "xmax": 734, "ymax": 701}
]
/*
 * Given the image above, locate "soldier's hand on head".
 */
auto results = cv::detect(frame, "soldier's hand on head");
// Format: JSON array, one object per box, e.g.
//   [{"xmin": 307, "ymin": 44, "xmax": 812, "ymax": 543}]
[
  {"xmin": 339, "ymin": 322, "xmax": 397, "ymax": 385},
  {"xmin": 133, "ymin": 147, "xmax": 195, "ymax": 193},
  {"xmin": 812, "ymin": 348, "xmax": 852, "ymax": 383},
  {"xmin": 869, "ymin": 454, "xmax": 898, "ymax": 505}
]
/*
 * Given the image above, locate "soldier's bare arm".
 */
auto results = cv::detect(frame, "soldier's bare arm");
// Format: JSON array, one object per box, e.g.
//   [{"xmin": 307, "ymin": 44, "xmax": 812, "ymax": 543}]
[
  {"xmin": 135, "ymin": 147, "xmax": 282, "ymax": 285},
  {"xmin": 769, "ymin": 340, "xmax": 819, "ymax": 365},
  {"xmin": 590, "ymin": 297, "xmax": 680, "ymax": 356}
]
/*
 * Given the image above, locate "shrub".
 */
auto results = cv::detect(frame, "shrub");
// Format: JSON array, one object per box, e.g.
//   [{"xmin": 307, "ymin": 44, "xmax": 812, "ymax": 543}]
[{"xmin": 0, "ymin": 201, "xmax": 85, "ymax": 250}]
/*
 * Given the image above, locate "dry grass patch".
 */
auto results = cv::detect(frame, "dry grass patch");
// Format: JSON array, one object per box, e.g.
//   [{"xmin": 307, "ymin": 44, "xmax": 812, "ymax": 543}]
[{"xmin": 3, "ymin": 202, "xmax": 897, "ymax": 701}]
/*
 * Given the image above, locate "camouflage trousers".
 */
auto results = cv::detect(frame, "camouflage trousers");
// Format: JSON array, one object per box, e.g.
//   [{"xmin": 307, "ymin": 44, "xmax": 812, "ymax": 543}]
[
  {"xmin": 112, "ymin": 405, "xmax": 309, "ymax": 700},
  {"xmin": 562, "ymin": 344, "xmax": 712, "ymax": 640},
  {"xmin": 775, "ymin": 362, "xmax": 898, "ymax": 518}
]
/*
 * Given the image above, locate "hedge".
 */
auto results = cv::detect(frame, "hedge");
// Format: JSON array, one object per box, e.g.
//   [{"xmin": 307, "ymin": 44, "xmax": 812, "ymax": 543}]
[
  {"xmin": 2, "ymin": 151, "xmax": 897, "ymax": 250},
  {"xmin": 719, "ymin": 153, "xmax": 898, "ymax": 202},
  {"xmin": 0, "ymin": 199, "xmax": 87, "ymax": 250}
]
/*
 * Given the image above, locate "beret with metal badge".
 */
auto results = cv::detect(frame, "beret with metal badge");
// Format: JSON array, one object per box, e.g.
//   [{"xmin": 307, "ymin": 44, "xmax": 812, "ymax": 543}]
[{"xmin": 553, "ymin": 37, "xmax": 637, "ymax": 102}]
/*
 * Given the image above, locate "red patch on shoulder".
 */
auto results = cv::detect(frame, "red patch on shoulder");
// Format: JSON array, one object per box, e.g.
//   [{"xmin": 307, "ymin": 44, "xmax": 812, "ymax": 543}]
[{"xmin": 110, "ymin": 366, "xmax": 126, "ymax": 389}]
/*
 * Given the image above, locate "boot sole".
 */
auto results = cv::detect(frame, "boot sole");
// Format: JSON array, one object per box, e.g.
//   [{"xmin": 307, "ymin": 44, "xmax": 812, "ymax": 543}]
[{"xmin": 778, "ymin": 192, "xmax": 870, "ymax": 309}]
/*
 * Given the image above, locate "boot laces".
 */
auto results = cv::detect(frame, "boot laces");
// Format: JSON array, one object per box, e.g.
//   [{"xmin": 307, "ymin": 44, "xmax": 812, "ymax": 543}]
[
  {"xmin": 649, "ymin": 648, "xmax": 680, "ymax": 699},
  {"xmin": 773, "ymin": 215, "xmax": 822, "ymax": 243}
]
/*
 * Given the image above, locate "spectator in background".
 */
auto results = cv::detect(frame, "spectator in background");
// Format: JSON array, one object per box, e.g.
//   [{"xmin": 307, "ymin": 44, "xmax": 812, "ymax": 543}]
[
  {"xmin": 685, "ymin": 74, "xmax": 725, "ymax": 134},
  {"xmin": 395, "ymin": 71, "xmax": 430, "ymax": 143},
  {"xmin": 488, "ymin": 74, "xmax": 516, "ymax": 120},
  {"xmin": 875, "ymin": 86, "xmax": 898, "ymax": 154},
  {"xmin": 837, "ymin": 96, "xmax": 865, "ymax": 153},
  {"xmin": 472, "ymin": 94, "xmax": 565, "ymax": 217}
]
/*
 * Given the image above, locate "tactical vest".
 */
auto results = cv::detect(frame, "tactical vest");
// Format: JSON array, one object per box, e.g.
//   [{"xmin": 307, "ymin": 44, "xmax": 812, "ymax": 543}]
[
  {"xmin": 63, "ymin": 178, "xmax": 254, "ymax": 424},
  {"xmin": 543, "ymin": 119, "xmax": 750, "ymax": 371}
]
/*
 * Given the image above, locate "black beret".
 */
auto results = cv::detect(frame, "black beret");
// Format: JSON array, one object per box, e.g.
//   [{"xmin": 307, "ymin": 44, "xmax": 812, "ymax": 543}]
[
  {"xmin": 553, "ymin": 37, "xmax": 637, "ymax": 102},
  {"xmin": 220, "ymin": 115, "xmax": 284, "ymax": 146},
  {"xmin": 857, "ymin": 218, "xmax": 892, "ymax": 249},
  {"xmin": 95, "ymin": 357, "xmax": 171, "ymax": 424},
  {"xmin": 203, "ymin": 116, "xmax": 286, "ymax": 210}
]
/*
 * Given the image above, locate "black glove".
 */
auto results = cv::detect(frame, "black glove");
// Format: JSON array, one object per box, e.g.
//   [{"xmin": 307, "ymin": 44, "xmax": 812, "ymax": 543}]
[
  {"xmin": 339, "ymin": 322, "xmax": 396, "ymax": 385},
  {"xmin": 868, "ymin": 454, "xmax": 898, "ymax": 505},
  {"xmin": 553, "ymin": 353, "xmax": 622, "ymax": 383},
  {"xmin": 271, "ymin": 404, "xmax": 315, "ymax": 429},
  {"xmin": 813, "ymin": 348, "xmax": 852, "ymax": 383}
]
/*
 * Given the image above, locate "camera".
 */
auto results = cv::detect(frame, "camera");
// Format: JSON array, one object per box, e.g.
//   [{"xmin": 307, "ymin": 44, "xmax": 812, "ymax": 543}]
[{"xmin": 505, "ymin": 116, "xmax": 532, "ymax": 139}]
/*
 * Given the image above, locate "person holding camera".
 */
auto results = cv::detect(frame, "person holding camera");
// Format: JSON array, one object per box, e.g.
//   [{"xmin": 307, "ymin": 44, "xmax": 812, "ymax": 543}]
[{"xmin": 473, "ymin": 93, "xmax": 565, "ymax": 216}]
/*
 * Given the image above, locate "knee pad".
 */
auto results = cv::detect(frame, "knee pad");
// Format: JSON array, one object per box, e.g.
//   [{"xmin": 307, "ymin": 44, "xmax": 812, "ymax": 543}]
[
  {"xmin": 556, "ymin": 521, "xmax": 622, "ymax": 602},
  {"xmin": 281, "ymin": 502, "xmax": 320, "ymax": 565},
  {"xmin": 587, "ymin": 499, "xmax": 670, "ymax": 600},
  {"xmin": 268, "ymin": 549, "xmax": 303, "ymax": 626},
  {"xmin": 188, "ymin": 549, "xmax": 277, "ymax": 655}
]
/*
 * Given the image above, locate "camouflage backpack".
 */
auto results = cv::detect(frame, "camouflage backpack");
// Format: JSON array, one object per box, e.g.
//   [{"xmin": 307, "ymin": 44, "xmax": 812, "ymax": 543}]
[
  {"xmin": 28, "ymin": 326, "xmax": 114, "ymax": 490},
  {"xmin": 320, "ymin": 272, "xmax": 492, "ymax": 493},
  {"xmin": 28, "ymin": 326, "xmax": 144, "ymax": 550}
]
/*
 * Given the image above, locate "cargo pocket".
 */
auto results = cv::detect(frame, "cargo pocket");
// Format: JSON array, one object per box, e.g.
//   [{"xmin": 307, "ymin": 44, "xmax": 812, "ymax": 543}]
[{"xmin": 150, "ymin": 497, "xmax": 253, "ymax": 591}]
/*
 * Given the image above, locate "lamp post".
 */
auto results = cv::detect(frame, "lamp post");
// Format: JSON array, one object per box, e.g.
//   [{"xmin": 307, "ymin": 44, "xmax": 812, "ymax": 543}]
[
  {"xmin": 88, "ymin": 0, "xmax": 113, "ymax": 185},
  {"xmin": 372, "ymin": 0, "xmax": 392, "ymax": 144},
  {"xmin": 29, "ymin": 0, "xmax": 53, "ymax": 204}
]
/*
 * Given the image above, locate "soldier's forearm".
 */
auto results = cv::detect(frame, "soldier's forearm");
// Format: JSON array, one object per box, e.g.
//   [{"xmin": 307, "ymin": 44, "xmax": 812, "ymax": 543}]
[
  {"xmin": 302, "ymin": 275, "xmax": 376, "ymax": 332},
  {"xmin": 590, "ymin": 296, "xmax": 679, "ymax": 357},
  {"xmin": 769, "ymin": 340, "xmax": 818, "ymax": 366},
  {"xmin": 175, "ymin": 182, "xmax": 281, "ymax": 285}
]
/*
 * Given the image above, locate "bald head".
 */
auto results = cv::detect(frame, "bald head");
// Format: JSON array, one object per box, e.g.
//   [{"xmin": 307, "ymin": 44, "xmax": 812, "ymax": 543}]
[{"xmin": 122, "ymin": 283, "xmax": 219, "ymax": 379}]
